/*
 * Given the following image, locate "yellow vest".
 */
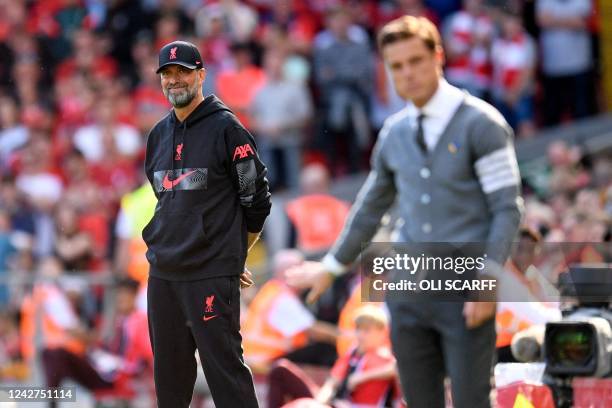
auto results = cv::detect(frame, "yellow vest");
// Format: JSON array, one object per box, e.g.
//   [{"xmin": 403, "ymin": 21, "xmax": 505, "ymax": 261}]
[{"xmin": 121, "ymin": 184, "xmax": 157, "ymax": 283}]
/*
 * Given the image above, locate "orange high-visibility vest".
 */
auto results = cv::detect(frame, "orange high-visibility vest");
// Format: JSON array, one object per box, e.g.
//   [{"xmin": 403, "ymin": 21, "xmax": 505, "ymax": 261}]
[
  {"xmin": 242, "ymin": 280, "xmax": 308, "ymax": 366},
  {"xmin": 496, "ymin": 308, "xmax": 531, "ymax": 348},
  {"xmin": 496, "ymin": 262, "xmax": 534, "ymax": 348},
  {"xmin": 39, "ymin": 284, "xmax": 86, "ymax": 355},
  {"xmin": 286, "ymin": 195, "xmax": 350, "ymax": 254},
  {"xmin": 20, "ymin": 294, "xmax": 35, "ymax": 361},
  {"xmin": 126, "ymin": 239, "xmax": 149, "ymax": 283},
  {"xmin": 20, "ymin": 284, "xmax": 86, "ymax": 358}
]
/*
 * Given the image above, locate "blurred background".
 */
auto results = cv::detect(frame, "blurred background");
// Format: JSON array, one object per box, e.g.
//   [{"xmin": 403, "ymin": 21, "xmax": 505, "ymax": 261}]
[{"xmin": 0, "ymin": 0, "xmax": 610, "ymax": 407}]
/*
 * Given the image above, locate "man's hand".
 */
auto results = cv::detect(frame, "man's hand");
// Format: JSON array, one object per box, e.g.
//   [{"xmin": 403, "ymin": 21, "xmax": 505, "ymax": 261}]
[
  {"xmin": 285, "ymin": 261, "xmax": 334, "ymax": 304},
  {"xmin": 463, "ymin": 301, "xmax": 497, "ymax": 329},
  {"xmin": 240, "ymin": 268, "xmax": 254, "ymax": 289}
]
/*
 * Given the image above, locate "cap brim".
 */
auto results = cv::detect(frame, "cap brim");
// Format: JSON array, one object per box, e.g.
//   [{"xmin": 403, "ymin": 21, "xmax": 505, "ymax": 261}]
[{"xmin": 156, "ymin": 62, "xmax": 198, "ymax": 74}]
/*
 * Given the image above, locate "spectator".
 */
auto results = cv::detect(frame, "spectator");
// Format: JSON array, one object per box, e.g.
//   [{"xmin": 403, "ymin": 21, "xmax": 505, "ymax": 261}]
[
  {"xmin": 53, "ymin": 73, "xmax": 96, "ymax": 141},
  {"xmin": 491, "ymin": 9, "xmax": 537, "ymax": 137},
  {"xmin": 263, "ymin": 0, "xmax": 319, "ymax": 54},
  {"xmin": 72, "ymin": 97, "xmax": 141, "ymax": 164},
  {"xmin": 443, "ymin": 0, "xmax": 494, "ymax": 98},
  {"xmin": 0, "ymin": 96, "xmax": 29, "ymax": 170},
  {"xmin": 87, "ymin": 278, "xmax": 153, "ymax": 385},
  {"xmin": 547, "ymin": 141, "xmax": 590, "ymax": 195},
  {"xmin": 55, "ymin": 29, "xmax": 118, "ymax": 85},
  {"xmin": 60, "ymin": 149, "xmax": 93, "ymax": 202},
  {"xmin": 0, "ymin": 209, "xmax": 15, "ymax": 307},
  {"xmin": 39, "ymin": 276, "xmax": 153, "ymax": 407},
  {"xmin": 496, "ymin": 227, "xmax": 561, "ymax": 362},
  {"xmin": 371, "ymin": 56, "xmax": 405, "ymax": 131},
  {"xmin": 114, "ymin": 182, "xmax": 157, "ymax": 283},
  {"xmin": 13, "ymin": 134, "xmax": 63, "ymax": 258},
  {"xmin": 12, "ymin": 55, "xmax": 45, "ymax": 108},
  {"xmin": 427, "ymin": 0, "xmax": 462, "ymax": 21},
  {"xmin": 195, "ymin": 0, "xmax": 259, "ymax": 43},
  {"xmin": 536, "ymin": 0, "xmax": 595, "ymax": 125},
  {"xmin": 104, "ymin": 0, "xmax": 149, "ymax": 70},
  {"xmin": 148, "ymin": 0, "xmax": 194, "ymax": 42},
  {"xmin": 20, "ymin": 256, "xmax": 91, "ymax": 371},
  {"xmin": 267, "ymin": 305, "xmax": 397, "ymax": 408},
  {"xmin": 313, "ymin": 5, "xmax": 374, "ymax": 175},
  {"xmin": 53, "ymin": 204, "xmax": 94, "ymax": 273},
  {"xmin": 286, "ymin": 164, "xmax": 350, "ymax": 257},
  {"xmin": 153, "ymin": 12, "xmax": 183, "ymax": 52},
  {"xmin": 0, "ymin": 175, "xmax": 35, "ymax": 239},
  {"xmin": 336, "ymin": 264, "xmax": 389, "ymax": 358},
  {"xmin": 0, "ymin": 310, "xmax": 28, "ymax": 381},
  {"xmin": 59, "ymin": 150, "xmax": 111, "ymax": 271},
  {"xmin": 47, "ymin": 0, "xmax": 89, "ymax": 62},
  {"xmin": 395, "ymin": 0, "xmax": 441, "ymax": 27},
  {"xmin": 195, "ymin": 8, "xmax": 233, "ymax": 96},
  {"xmin": 242, "ymin": 249, "xmax": 338, "ymax": 373},
  {"xmin": 216, "ymin": 42, "xmax": 266, "ymax": 129},
  {"xmin": 563, "ymin": 210, "xmax": 608, "ymax": 244},
  {"xmin": 259, "ymin": 24, "xmax": 312, "ymax": 83},
  {"xmin": 251, "ymin": 49, "xmax": 313, "ymax": 191}
]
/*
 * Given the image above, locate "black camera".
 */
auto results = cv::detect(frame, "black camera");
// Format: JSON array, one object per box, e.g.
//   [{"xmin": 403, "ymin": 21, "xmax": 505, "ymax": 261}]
[{"xmin": 544, "ymin": 265, "xmax": 612, "ymax": 378}]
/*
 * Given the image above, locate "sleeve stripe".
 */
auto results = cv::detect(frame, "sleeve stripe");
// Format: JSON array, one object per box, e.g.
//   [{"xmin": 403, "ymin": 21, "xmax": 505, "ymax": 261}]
[
  {"xmin": 481, "ymin": 175, "xmax": 520, "ymax": 194},
  {"xmin": 475, "ymin": 145, "xmax": 514, "ymax": 173},
  {"xmin": 479, "ymin": 169, "xmax": 518, "ymax": 186},
  {"xmin": 475, "ymin": 146, "xmax": 520, "ymax": 194},
  {"xmin": 476, "ymin": 156, "xmax": 515, "ymax": 177}
]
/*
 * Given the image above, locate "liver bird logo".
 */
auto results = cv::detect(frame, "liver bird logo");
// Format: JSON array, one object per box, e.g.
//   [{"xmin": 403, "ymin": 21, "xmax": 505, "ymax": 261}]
[{"xmin": 205, "ymin": 295, "xmax": 215, "ymax": 313}]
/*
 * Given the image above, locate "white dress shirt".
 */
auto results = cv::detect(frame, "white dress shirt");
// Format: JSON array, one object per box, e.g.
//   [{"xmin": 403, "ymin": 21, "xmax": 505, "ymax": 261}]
[{"xmin": 405, "ymin": 78, "xmax": 465, "ymax": 152}]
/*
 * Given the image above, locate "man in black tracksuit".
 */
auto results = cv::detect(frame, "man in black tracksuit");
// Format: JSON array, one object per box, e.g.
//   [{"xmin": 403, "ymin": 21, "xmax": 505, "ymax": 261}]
[{"xmin": 143, "ymin": 40, "xmax": 271, "ymax": 407}]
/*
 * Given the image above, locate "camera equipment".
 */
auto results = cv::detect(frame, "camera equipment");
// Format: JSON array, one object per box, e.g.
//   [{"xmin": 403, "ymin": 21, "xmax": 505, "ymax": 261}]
[{"xmin": 544, "ymin": 265, "xmax": 612, "ymax": 378}]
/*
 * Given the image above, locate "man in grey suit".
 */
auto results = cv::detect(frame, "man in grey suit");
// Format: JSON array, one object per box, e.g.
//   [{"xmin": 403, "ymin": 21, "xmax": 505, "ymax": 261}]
[{"xmin": 287, "ymin": 16, "xmax": 523, "ymax": 408}]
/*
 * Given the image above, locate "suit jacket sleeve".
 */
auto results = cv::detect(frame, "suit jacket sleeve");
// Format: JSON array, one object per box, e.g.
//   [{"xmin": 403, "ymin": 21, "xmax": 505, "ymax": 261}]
[{"xmin": 471, "ymin": 115, "xmax": 524, "ymax": 265}]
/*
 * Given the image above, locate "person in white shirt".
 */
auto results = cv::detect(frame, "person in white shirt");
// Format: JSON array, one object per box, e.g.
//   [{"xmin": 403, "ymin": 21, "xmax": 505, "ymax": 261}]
[{"xmin": 73, "ymin": 98, "xmax": 141, "ymax": 163}]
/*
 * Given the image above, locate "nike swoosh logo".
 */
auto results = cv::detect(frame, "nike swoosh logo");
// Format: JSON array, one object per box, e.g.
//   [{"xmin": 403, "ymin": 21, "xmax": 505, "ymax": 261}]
[
  {"xmin": 202, "ymin": 315, "xmax": 218, "ymax": 322},
  {"xmin": 162, "ymin": 170, "xmax": 197, "ymax": 190}
]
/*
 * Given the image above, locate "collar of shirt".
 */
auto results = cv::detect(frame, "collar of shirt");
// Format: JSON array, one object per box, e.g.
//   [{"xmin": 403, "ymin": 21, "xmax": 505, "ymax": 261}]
[{"xmin": 405, "ymin": 78, "xmax": 465, "ymax": 151}]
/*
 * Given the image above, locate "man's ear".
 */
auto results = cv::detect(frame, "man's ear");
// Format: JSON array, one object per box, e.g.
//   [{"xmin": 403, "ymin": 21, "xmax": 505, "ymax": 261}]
[{"xmin": 199, "ymin": 68, "xmax": 207, "ymax": 85}]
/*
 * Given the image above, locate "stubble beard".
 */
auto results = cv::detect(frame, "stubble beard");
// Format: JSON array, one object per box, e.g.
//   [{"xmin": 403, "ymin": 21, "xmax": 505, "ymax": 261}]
[{"xmin": 164, "ymin": 80, "xmax": 198, "ymax": 108}]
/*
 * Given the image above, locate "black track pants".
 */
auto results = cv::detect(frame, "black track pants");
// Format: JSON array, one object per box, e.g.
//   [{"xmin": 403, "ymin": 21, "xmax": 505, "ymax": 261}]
[{"xmin": 147, "ymin": 275, "xmax": 259, "ymax": 408}]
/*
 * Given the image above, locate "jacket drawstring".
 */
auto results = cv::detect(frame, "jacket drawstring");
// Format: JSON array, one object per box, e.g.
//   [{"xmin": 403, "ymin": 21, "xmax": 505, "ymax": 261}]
[
  {"xmin": 171, "ymin": 123, "xmax": 176, "ymax": 199},
  {"xmin": 172, "ymin": 120, "xmax": 187, "ymax": 199}
]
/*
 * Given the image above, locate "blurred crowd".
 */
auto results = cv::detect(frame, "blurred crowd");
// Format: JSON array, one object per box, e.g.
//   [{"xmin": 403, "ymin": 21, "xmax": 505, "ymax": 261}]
[{"xmin": 0, "ymin": 0, "xmax": 610, "ymax": 406}]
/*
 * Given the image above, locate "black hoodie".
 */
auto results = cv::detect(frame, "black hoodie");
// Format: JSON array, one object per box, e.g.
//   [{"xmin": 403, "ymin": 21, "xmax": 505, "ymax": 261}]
[{"xmin": 142, "ymin": 95, "xmax": 271, "ymax": 281}]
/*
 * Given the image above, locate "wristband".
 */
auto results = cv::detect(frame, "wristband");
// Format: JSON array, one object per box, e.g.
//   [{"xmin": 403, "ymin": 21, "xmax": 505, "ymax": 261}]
[{"xmin": 321, "ymin": 253, "xmax": 349, "ymax": 277}]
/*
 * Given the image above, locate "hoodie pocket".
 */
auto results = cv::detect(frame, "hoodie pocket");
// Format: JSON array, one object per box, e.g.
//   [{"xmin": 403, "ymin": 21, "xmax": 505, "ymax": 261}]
[{"xmin": 142, "ymin": 209, "xmax": 211, "ymax": 271}]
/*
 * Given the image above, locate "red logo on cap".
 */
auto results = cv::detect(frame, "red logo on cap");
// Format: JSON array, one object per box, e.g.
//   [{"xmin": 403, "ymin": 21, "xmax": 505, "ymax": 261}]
[{"xmin": 169, "ymin": 47, "xmax": 177, "ymax": 60}]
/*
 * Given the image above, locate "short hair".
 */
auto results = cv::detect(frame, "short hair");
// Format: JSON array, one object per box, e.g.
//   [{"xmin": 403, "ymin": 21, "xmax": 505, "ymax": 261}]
[
  {"xmin": 115, "ymin": 277, "xmax": 140, "ymax": 293},
  {"xmin": 519, "ymin": 226, "xmax": 542, "ymax": 243},
  {"xmin": 377, "ymin": 15, "xmax": 441, "ymax": 52},
  {"xmin": 354, "ymin": 305, "xmax": 388, "ymax": 329}
]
